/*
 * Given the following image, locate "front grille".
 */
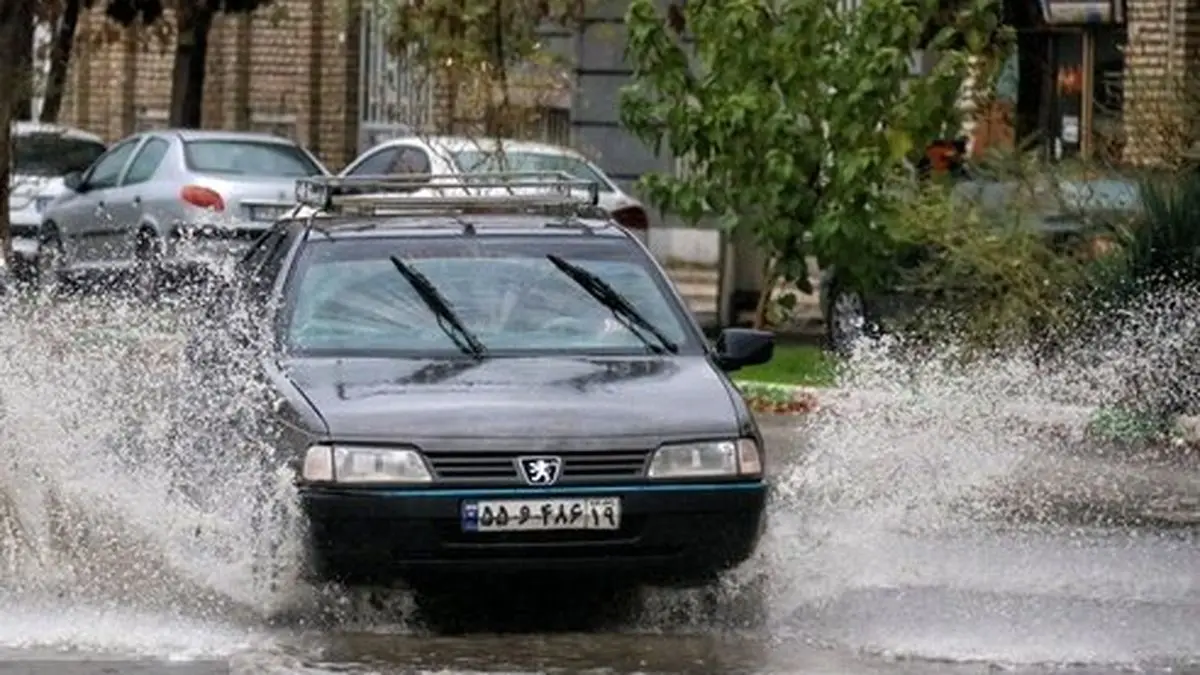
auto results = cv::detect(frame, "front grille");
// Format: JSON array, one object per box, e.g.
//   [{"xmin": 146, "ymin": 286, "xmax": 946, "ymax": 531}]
[{"xmin": 424, "ymin": 449, "xmax": 651, "ymax": 485}]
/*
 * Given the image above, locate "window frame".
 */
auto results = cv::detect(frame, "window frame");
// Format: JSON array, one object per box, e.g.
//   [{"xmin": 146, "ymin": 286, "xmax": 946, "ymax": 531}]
[
  {"xmin": 121, "ymin": 136, "xmax": 171, "ymax": 186},
  {"xmin": 82, "ymin": 136, "xmax": 142, "ymax": 191}
]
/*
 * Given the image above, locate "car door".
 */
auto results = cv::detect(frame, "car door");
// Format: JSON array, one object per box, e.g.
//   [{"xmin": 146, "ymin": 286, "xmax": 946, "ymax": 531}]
[
  {"xmin": 105, "ymin": 135, "xmax": 171, "ymax": 263},
  {"xmin": 53, "ymin": 136, "xmax": 142, "ymax": 265}
]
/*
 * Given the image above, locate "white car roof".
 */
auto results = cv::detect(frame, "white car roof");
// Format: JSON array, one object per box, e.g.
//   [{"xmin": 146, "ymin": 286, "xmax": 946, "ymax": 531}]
[
  {"xmin": 13, "ymin": 121, "xmax": 104, "ymax": 144},
  {"xmin": 379, "ymin": 135, "xmax": 590, "ymax": 161}
]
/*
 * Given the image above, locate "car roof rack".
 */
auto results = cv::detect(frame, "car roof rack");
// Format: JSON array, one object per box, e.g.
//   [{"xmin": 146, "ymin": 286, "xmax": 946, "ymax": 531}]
[{"xmin": 294, "ymin": 172, "xmax": 606, "ymax": 218}]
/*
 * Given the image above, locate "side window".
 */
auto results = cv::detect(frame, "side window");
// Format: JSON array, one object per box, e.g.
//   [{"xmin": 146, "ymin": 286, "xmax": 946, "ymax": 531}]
[
  {"xmin": 346, "ymin": 148, "xmax": 399, "ymax": 176},
  {"xmin": 85, "ymin": 138, "xmax": 140, "ymax": 190},
  {"xmin": 241, "ymin": 227, "xmax": 296, "ymax": 301},
  {"xmin": 390, "ymin": 147, "xmax": 431, "ymax": 176},
  {"xmin": 122, "ymin": 137, "xmax": 170, "ymax": 186},
  {"xmin": 239, "ymin": 229, "xmax": 285, "ymax": 278},
  {"xmin": 255, "ymin": 228, "xmax": 297, "ymax": 297}
]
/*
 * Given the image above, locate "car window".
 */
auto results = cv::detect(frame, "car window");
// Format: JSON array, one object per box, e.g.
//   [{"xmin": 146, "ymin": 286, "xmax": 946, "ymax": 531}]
[
  {"xmin": 239, "ymin": 228, "xmax": 286, "ymax": 277},
  {"xmin": 252, "ymin": 228, "xmax": 298, "ymax": 298},
  {"xmin": 183, "ymin": 140, "xmax": 322, "ymax": 178},
  {"xmin": 345, "ymin": 147, "xmax": 399, "ymax": 176},
  {"xmin": 451, "ymin": 150, "xmax": 616, "ymax": 193},
  {"xmin": 122, "ymin": 137, "xmax": 170, "ymax": 186},
  {"xmin": 14, "ymin": 133, "xmax": 106, "ymax": 177},
  {"xmin": 85, "ymin": 138, "xmax": 141, "ymax": 190},
  {"xmin": 391, "ymin": 147, "xmax": 431, "ymax": 175},
  {"xmin": 283, "ymin": 236, "xmax": 696, "ymax": 357}
]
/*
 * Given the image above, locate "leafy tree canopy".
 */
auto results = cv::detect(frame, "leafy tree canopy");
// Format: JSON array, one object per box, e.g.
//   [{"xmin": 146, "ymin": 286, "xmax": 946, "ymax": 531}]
[
  {"xmin": 620, "ymin": 0, "xmax": 1008, "ymax": 301},
  {"xmin": 390, "ymin": 0, "xmax": 584, "ymax": 71}
]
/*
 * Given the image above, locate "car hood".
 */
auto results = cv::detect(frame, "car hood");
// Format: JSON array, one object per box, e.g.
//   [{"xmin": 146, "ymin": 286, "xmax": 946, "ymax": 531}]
[{"xmin": 280, "ymin": 355, "xmax": 741, "ymax": 441}]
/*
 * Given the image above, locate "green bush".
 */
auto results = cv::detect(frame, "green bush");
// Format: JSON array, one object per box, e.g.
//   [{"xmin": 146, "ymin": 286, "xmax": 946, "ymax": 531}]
[
  {"xmin": 1086, "ymin": 173, "xmax": 1200, "ymax": 304},
  {"xmin": 880, "ymin": 179, "xmax": 1094, "ymax": 354}
]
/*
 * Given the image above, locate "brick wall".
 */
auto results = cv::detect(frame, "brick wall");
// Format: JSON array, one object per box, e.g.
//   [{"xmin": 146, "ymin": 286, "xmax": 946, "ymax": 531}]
[
  {"xmin": 1122, "ymin": 0, "xmax": 1200, "ymax": 164},
  {"xmin": 57, "ymin": 0, "xmax": 360, "ymax": 171}
]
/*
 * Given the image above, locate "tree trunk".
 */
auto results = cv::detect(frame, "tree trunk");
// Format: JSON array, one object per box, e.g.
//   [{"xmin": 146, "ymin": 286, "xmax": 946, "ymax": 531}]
[
  {"xmin": 751, "ymin": 257, "xmax": 777, "ymax": 330},
  {"xmin": 12, "ymin": 6, "xmax": 34, "ymax": 121},
  {"xmin": 39, "ymin": 0, "xmax": 82, "ymax": 124},
  {"xmin": 168, "ymin": 2, "xmax": 216, "ymax": 129},
  {"xmin": 0, "ymin": 0, "xmax": 35, "ymax": 270}
]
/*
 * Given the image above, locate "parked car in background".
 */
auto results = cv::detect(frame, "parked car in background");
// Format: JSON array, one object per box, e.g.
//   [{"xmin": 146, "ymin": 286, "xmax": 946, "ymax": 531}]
[
  {"xmin": 37, "ymin": 129, "xmax": 329, "ymax": 297},
  {"xmin": 819, "ymin": 177, "xmax": 1142, "ymax": 354},
  {"xmin": 8, "ymin": 122, "xmax": 107, "ymax": 282},
  {"xmin": 338, "ymin": 136, "xmax": 651, "ymax": 241}
]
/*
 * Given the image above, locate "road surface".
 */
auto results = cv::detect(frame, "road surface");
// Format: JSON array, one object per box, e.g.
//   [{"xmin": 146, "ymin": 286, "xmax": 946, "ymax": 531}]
[{"xmin": 0, "ymin": 297, "xmax": 1196, "ymax": 674}]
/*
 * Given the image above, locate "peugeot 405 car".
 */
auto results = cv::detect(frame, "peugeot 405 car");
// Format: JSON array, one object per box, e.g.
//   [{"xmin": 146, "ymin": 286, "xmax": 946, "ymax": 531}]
[{"xmin": 191, "ymin": 172, "xmax": 775, "ymax": 591}]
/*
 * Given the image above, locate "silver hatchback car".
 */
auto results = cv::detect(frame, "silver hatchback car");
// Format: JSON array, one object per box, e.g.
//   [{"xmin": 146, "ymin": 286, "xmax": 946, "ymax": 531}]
[{"xmin": 37, "ymin": 128, "xmax": 330, "ymax": 296}]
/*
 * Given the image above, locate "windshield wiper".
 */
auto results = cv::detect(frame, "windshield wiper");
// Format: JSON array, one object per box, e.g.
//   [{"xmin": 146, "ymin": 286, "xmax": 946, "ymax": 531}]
[
  {"xmin": 545, "ymin": 254, "xmax": 679, "ymax": 355},
  {"xmin": 389, "ymin": 255, "xmax": 487, "ymax": 359}
]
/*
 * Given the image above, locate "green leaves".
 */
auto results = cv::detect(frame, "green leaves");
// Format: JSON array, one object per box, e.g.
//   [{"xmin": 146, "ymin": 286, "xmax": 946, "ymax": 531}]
[{"xmin": 620, "ymin": 0, "xmax": 1001, "ymax": 305}]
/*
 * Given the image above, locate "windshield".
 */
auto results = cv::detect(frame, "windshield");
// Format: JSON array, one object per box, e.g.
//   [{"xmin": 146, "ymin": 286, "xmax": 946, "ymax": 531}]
[
  {"xmin": 184, "ymin": 140, "xmax": 323, "ymax": 178},
  {"xmin": 14, "ymin": 133, "xmax": 106, "ymax": 177},
  {"xmin": 284, "ymin": 237, "xmax": 695, "ymax": 357},
  {"xmin": 451, "ymin": 150, "xmax": 615, "ymax": 193}
]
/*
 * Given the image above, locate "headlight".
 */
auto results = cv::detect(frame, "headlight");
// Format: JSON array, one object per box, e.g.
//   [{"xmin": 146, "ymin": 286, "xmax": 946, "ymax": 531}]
[
  {"xmin": 647, "ymin": 439, "xmax": 762, "ymax": 479},
  {"xmin": 301, "ymin": 444, "xmax": 433, "ymax": 484},
  {"xmin": 33, "ymin": 196, "xmax": 54, "ymax": 213}
]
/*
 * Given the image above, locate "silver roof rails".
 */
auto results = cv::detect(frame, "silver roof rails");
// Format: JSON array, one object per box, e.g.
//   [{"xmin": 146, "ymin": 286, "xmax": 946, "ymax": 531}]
[{"xmin": 294, "ymin": 172, "xmax": 604, "ymax": 216}]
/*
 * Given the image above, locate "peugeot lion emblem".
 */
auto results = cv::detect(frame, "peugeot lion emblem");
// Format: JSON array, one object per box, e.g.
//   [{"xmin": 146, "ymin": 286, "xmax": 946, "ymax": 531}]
[{"xmin": 517, "ymin": 456, "xmax": 562, "ymax": 486}]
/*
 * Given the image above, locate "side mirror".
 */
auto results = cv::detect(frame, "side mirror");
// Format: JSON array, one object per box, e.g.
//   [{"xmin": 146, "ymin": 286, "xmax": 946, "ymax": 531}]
[
  {"xmin": 62, "ymin": 171, "xmax": 85, "ymax": 192},
  {"xmin": 714, "ymin": 328, "xmax": 774, "ymax": 372}
]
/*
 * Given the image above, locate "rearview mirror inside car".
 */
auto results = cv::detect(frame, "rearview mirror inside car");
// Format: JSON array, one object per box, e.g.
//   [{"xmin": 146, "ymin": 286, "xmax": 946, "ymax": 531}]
[{"xmin": 714, "ymin": 328, "xmax": 774, "ymax": 371}]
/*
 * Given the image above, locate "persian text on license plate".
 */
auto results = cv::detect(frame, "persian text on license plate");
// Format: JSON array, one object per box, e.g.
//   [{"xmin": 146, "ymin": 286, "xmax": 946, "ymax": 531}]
[{"xmin": 460, "ymin": 497, "xmax": 621, "ymax": 532}]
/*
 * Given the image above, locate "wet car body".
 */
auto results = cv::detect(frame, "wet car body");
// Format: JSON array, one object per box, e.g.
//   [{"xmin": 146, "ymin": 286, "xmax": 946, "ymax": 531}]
[{"xmin": 193, "ymin": 174, "xmax": 775, "ymax": 590}]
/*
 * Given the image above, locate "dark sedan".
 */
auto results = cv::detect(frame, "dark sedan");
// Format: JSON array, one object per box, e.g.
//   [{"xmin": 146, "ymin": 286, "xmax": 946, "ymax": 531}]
[{"xmin": 188, "ymin": 173, "xmax": 776, "ymax": 593}]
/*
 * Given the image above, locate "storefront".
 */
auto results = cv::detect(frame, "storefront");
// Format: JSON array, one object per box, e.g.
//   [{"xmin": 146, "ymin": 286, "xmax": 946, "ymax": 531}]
[{"xmin": 975, "ymin": 0, "xmax": 1127, "ymax": 163}]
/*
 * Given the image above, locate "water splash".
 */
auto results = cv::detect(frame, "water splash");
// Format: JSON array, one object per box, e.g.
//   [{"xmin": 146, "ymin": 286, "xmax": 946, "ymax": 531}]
[
  {"xmin": 0, "ymin": 284, "xmax": 307, "ymax": 630},
  {"xmin": 0, "ymin": 277, "xmax": 1196, "ymax": 669},
  {"xmin": 754, "ymin": 286, "xmax": 1200, "ymax": 666}
]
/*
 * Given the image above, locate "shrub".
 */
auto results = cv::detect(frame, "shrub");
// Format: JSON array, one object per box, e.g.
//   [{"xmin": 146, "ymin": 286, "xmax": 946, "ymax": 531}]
[
  {"xmin": 880, "ymin": 178, "xmax": 1095, "ymax": 354},
  {"xmin": 1075, "ymin": 173, "xmax": 1200, "ymax": 421}
]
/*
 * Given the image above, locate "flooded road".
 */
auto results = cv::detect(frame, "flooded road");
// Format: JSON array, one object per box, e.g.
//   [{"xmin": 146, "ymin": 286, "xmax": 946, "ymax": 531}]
[{"xmin": 0, "ymin": 295, "xmax": 1198, "ymax": 674}]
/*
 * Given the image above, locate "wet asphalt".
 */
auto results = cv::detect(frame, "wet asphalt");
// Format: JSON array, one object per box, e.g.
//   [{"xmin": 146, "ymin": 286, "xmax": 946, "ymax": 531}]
[
  {"xmin": 3, "ymin": 417, "xmax": 1197, "ymax": 675},
  {"xmin": 1, "ymin": 288, "xmax": 1198, "ymax": 675}
]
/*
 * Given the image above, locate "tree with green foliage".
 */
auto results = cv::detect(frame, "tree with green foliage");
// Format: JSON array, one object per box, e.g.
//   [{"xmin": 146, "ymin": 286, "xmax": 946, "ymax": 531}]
[
  {"xmin": 620, "ymin": 0, "xmax": 1007, "ymax": 327},
  {"xmin": 388, "ymin": 0, "xmax": 583, "ymax": 137}
]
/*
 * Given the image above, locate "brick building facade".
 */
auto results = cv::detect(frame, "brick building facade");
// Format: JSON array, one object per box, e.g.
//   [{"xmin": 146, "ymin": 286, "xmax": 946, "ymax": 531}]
[
  {"xmin": 57, "ymin": 0, "xmax": 359, "ymax": 170},
  {"xmin": 52, "ymin": 0, "xmax": 574, "ymax": 173},
  {"xmin": 50, "ymin": 0, "xmax": 1200, "ymax": 171}
]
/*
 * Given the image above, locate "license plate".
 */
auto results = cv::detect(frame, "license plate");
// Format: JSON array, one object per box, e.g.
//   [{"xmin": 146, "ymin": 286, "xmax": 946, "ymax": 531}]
[
  {"xmin": 461, "ymin": 497, "xmax": 621, "ymax": 532},
  {"xmin": 246, "ymin": 205, "xmax": 287, "ymax": 222}
]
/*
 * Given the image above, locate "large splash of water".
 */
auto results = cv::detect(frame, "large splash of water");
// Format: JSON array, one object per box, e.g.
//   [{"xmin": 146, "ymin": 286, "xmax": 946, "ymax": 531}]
[{"xmin": 0, "ymin": 277, "xmax": 1196, "ymax": 668}]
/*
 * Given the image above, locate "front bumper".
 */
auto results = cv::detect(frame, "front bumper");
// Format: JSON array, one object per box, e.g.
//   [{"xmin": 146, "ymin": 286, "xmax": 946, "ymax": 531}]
[{"xmin": 301, "ymin": 481, "xmax": 768, "ymax": 586}]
